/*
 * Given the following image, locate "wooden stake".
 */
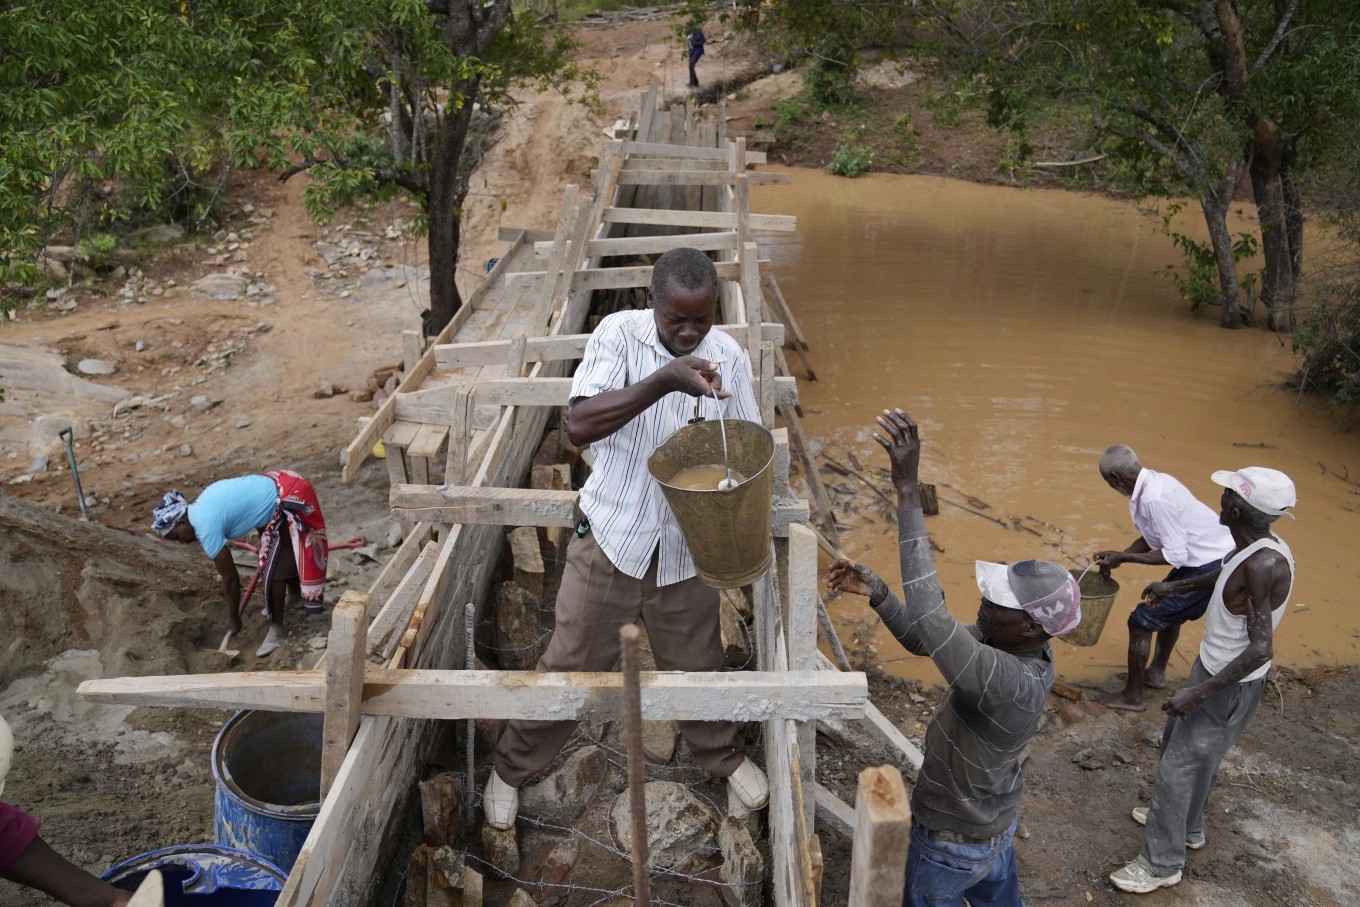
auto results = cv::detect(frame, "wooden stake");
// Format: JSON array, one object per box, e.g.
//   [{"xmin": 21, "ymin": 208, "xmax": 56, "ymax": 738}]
[
  {"xmin": 402, "ymin": 330, "xmax": 423, "ymax": 375},
  {"xmin": 445, "ymin": 386, "xmax": 475, "ymax": 486},
  {"xmin": 620, "ymin": 624, "xmax": 652, "ymax": 907},
  {"xmin": 847, "ymin": 766, "xmax": 911, "ymax": 907},
  {"xmin": 322, "ymin": 591, "xmax": 368, "ymax": 798}
]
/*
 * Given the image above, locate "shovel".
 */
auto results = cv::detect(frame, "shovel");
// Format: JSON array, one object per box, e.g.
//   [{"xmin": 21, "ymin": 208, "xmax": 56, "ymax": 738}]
[{"xmin": 58, "ymin": 427, "xmax": 89, "ymax": 520}]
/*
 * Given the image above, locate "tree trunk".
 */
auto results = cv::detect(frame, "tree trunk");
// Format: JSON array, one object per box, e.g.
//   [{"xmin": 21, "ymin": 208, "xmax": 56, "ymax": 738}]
[
  {"xmin": 1201, "ymin": 191, "xmax": 1244, "ymax": 329},
  {"xmin": 1250, "ymin": 130, "xmax": 1298, "ymax": 332},
  {"xmin": 425, "ymin": 90, "xmax": 477, "ymax": 334}
]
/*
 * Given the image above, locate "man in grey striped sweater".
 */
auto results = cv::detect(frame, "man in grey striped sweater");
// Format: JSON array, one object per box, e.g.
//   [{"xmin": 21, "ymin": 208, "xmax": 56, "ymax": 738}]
[{"xmin": 829, "ymin": 408, "xmax": 1082, "ymax": 907}]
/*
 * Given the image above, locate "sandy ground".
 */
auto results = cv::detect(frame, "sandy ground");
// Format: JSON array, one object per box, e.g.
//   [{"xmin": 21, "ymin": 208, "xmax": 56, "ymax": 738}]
[{"xmin": 1, "ymin": 10, "xmax": 1357, "ymax": 906}]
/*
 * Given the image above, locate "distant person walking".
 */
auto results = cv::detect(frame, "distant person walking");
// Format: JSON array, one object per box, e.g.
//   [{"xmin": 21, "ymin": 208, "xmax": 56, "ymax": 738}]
[
  {"xmin": 153, "ymin": 469, "xmax": 328, "ymax": 657},
  {"xmin": 1093, "ymin": 445, "xmax": 1234, "ymax": 711},
  {"xmin": 687, "ymin": 24, "xmax": 706, "ymax": 88},
  {"xmin": 1110, "ymin": 467, "xmax": 1296, "ymax": 894}
]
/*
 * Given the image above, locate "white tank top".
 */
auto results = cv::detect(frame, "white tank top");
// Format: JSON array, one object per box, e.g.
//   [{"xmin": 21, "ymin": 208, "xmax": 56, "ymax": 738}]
[{"xmin": 1199, "ymin": 535, "xmax": 1294, "ymax": 682}]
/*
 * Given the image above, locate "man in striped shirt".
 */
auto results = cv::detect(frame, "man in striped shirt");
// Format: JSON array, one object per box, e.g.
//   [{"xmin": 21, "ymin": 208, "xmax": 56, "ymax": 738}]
[
  {"xmin": 484, "ymin": 247, "xmax": 769, "ymax": 829},
  {"xmin": 829, "ymin": 408, "xmax": 1082, "ymax": 907}
]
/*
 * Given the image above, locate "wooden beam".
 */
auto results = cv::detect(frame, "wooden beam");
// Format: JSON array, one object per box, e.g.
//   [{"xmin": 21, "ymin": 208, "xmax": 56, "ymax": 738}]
[
  {"xmin": 445, "ymin": 385, "xmax": 474, "ymax": 485},
  {"xmin": 78, "ymin": 668, "xmax": 868, "ymax": 722},
  {"xmin": 847, "ymin": 766, "xmax": 911, "ymax": 907},
  {"xmin": 506, "ymin": 258, "xmax": 773, "ymax": 293},
  {"xmin": 496, "ymin": 227, "xmax": 556, "ymax": 242},
  {"xmin": 602, "ymin": 208, "xmax": 795, "ymax": 232},
  {"xmin": 389, "ymin": 485, "xmax": 810, "ymax": 535},
  {"xmin": 814, "ymin": 783, "xmax": 856, "ymax": 840},
  {"xmin": 364, "ymin": 522, "xmax": 434, "ymax": 617},
  {"xmin": 787, "ymin": 523, "xmax": 819, "ymax": 831},
  {"xmin": 620, "ymin": 140, "xmax": 767, "ymax": 164},
  {"xmin": 367, "ymin": 541, "xmax": 439, "ymax": 661},
  {"xmin": 618, "ymin": 170, "xmax": 791, "ymax": 187},
  {"xmin": 532, "ymin": 230, "xmax": 739, "ymax": 260},
  {"xmin": 322, "ymin": 591, "xmax": 368, "ymax": 799},
  {"xmin": 433, "ymin": 323, "xmax": 783, "ymax": 370},
  {"xmin": 620, "ymin": 156, "xmax": 729, "ymax": 172},
  {"xmin": 397, "ymin": 375, "xmax": 795, "ymax": 424}
]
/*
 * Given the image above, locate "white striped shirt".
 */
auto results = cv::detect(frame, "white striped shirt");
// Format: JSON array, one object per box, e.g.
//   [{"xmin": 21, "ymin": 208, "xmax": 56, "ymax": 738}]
[{"xmin": 571, "ymin": 310, "xmax": 760, "ymax": 585}]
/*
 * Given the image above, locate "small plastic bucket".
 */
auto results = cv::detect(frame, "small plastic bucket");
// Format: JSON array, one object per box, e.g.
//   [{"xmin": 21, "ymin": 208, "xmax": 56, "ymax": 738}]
[{"xmin": 1061, "ymin": 569, "xmax": 1120, "ymax": 647}]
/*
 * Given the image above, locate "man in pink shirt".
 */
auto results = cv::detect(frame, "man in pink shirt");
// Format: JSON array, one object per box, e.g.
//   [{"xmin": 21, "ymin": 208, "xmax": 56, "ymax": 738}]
[{"xmin": 1094, "ymin": 445, "xmax": 1234, "ymax": 711}]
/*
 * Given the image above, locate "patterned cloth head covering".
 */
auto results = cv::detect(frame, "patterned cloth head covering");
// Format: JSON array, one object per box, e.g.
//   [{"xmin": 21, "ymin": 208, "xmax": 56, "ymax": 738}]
[
  {"xmin": 975, "ymin": 558, "xmax": 1083, "ymax": 637},
  {"xmin": 152, "ymin": 491, "xmax": 189, "ymax": 536}
]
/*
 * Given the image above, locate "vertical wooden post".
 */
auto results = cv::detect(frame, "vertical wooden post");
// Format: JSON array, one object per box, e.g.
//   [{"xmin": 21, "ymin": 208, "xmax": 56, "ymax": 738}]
[
  {"xmin": 506, "ymin": 332, "xmax": 529, "ymax": 379},
  {"xmin": 321, "ymin": 591, "xmax": 369, "ymax": 799},
  {"xmin": 619, "ymin": 624, "xmax": 652, "ymax": 906},
  {"xmin": 402, "ymin": 330, "xmax": 422, "ymax": 375},
  {"xmin": 445, "ymin": 385, "xmax": 475, "ymax": 486},
  {"xmin": 788, "ymin": 523, "xmax": 819, "ymax": 831},
  {"xmin": 759, "ymin": 341, "xmax": 776, "ymax": 429},
  {"xmin": 848, "ymin": 766, "xmax": 911, "ymax": 907},
  {"xmin": 742, "ymin": 243, "xmax": 764, "ymax": 370}
]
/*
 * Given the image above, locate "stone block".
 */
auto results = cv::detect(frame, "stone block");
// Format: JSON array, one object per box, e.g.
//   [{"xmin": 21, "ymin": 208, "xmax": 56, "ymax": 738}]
[
  {"xmin": 718, "ymin": 818, "xmax": 764, "ymax": 907},
  {"xmin": 506, "ymin": 527, "xmax": 545, "ymax": 599},
  {"xmin": 496, "ymin": 581, "xmax": 543, "ymax": 670},
  {"xmin": 519, "ymin": 745, "xmax": 607, "ymax": 827},
  {"xmin": 419, "ymin": 772, "xmax": 465, "ymax": 847},
  {"xmin": 482, "ymin": 823, "xmax": 520, "ymax": 878},
  {"xmin": 610, "ymin": 780, "xmax": 719, "ymax": 872},
  {"xmin": 642, "ymin": 720, "xmax": 678, "ymax": 764}
]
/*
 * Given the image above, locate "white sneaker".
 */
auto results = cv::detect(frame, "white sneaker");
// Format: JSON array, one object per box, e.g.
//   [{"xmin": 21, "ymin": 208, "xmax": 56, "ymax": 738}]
[
  {"xmin": 1109, "ymin": 859, "xmax": 1182, "ymax": 894},
  {"xmin": 1131, "ymin": 806, "xmax": 1205, "ymax": 849},
  {"xmin": 728, "ymin": 758, "xmax": 769, "ymax": 810},
  {"xmin": 484, "ymin": 768, "xmax": 519, "ymax": 830},
  {"xmin": 255, "ymin": 622, "xmax": 286, "ymax": 657}
]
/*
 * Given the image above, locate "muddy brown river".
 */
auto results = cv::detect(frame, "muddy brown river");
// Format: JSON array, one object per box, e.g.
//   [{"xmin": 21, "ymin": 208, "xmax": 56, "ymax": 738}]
[{"xmin": 754, "ymin": 169, "xmax": 1360, "ymax": 685}]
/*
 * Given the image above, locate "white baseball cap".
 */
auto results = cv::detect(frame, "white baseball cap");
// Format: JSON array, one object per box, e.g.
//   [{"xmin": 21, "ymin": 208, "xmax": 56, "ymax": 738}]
[
  {"xmin": 975, "ymin": 559, "xmax": 1083, "ymax": 637},
  {"xmin": 1211, "ymin": 466, "xmax": 1297, "ymax": 518}
]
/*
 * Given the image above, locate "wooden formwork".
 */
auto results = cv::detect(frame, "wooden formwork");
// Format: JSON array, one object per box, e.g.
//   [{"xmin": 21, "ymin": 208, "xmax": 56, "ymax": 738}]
[{"xmin": 78, "ymin": 80, "xmax": 923, "ymax": 905}]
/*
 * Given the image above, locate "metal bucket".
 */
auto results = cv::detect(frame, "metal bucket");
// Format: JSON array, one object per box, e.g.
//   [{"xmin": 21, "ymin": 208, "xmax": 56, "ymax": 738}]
[
  {"xmin": 101, "ymin": 844, "xmax": 284, "ymax": 905},
  {"xmin": 648, "ymin": 419, "xmax": 774, "ymax": 589},
  {"xmin": 1061, "ymin": 569, "xmax": 1120, "ymax": 648},
  {"xmin": 211, "ymin": 711, "xmax": 322, "ymax": 873}
]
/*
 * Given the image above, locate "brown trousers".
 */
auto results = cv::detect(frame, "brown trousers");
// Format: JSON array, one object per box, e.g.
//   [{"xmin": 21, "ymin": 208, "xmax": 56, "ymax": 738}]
[{"xmin": 492, "ymin": 529, "xmax": 744, "ymax": 787}]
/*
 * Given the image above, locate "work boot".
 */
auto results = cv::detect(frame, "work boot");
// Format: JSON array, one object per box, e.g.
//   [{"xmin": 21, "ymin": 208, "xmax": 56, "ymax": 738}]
[
  {"xmin": 1109, "ymin": 859, "xmax": 1182, "ymax": 894},
  {"xmin": 1131, "ymin": 806, "xmax": 1205, "ymax": 849},
  {"xmin": 727, "ymin": 757, "xmax": 769, "ymax": 810},
  {"xmin": 484, "ymin": 768, "xmax": 519, "ymax": 830},
  {"xmin": 256, "ymin": 622, "xmax": 286, "ymax": 658}
]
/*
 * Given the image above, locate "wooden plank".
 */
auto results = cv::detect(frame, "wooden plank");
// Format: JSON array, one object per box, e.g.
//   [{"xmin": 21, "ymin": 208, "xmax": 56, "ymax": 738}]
[
  {"xmin": 433, "ymin": 323, "xmax": 782, "ymax": 370},
  {"xmin": 445, "ymin": 385, "xmax": 475, "ymax": 486},
  {"xmin": 506, "ymin": 258, "xmax": 773, "ymax": 293},
  {"xmin": 532, "ymin": 230, "xmax": 739, "ymax": 260},
  {"xmin": 743, "ymin": 245, "xmax": 765, "ymax": 369},
  {"xmin": 367, "ymin": 541, "xmax": 440, "ymax": 660},
  {"xmin": 506, "ymin": 333, "xmax": 528, "ymax": 378},
  {"xmin": 620, "ymin": 156, "xmax": 728, "ymax": 171},
  {"xmin": 321, "ymin": 591, "xmax": 368, "ymax": 799},
  {"xmin": 535, "ymin": 183, "xmax": 581, "ymax": 306},
  {"xmin": 620, "ymin": 140, "xmax": 767, "ymax": 164},
  {"xmin": 402, "ymin": 330, "xmax": 422, "ymax": 375},
  {"xmin": 539, "ymin": 189, "xmax": 594, "ymax": 325},
  {"xmin": 390, "ymin": 484, "xmax": 809, "ymax": 535},
  {"xmin": 847, "ymin": 766, "xmax": 911, "ymax": 907},
  {"xmin": 618, "ymin": 170, "xmax": 791, "ymax": 187},
  {"xmin": 78, "ymin": 668, "xmax": 868, "ymax": 722},
  {"xmin": 406, "ymin": 423, "xmax": 447, "ymax": 460},
  {"xmin": 497, "ymin": 227, "xmax": 556, "ymax": 242},
  {"xmin": 365, "ymin": 522, "xmax": 434, "ymax": 618},
  {"xmin": 764, "ymin": 274, "xmax": 813, "ymax": 353},
  {"xmin": 381, "ymin": 420, "xmax": 421, "ymax": 448},
  {"xmin": 602, "ymin": 208, "xmax": 795, "ymax": 232},
  {"xmin": 760, "ymin": 343, "xmax": 776, "ymax": 428},
  {"xmin": 814, "ymin": 783, "xmax": 856, "ymax": 839},
  {"xmin": 340, "ymin": 235, "xmax": 523, "ymax": 482},
  {"xmin": 788, "ymin": 523, "xmax": 819, "ymax": 831}
]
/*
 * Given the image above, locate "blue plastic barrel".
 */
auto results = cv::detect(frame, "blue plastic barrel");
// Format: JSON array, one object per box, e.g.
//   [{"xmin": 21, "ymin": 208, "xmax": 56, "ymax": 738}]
[
  {"xmin": 211, "ymin": 711, "xmax": 322, "ymax": 873},
  {"xmin": 101, "ymin": 844, "xmax": 284, "ymax": 905}
]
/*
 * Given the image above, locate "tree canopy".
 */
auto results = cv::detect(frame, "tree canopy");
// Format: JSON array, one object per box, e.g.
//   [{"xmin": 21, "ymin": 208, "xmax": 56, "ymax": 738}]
[{"xmin": 0, "ymin": 0, "xmax": 591, "ymax": 327}]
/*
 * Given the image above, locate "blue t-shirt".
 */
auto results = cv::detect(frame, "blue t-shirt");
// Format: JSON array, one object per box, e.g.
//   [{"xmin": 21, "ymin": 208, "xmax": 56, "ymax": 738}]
[{"xmin": 188, "ymin": 475, "xmax": 280, "ymax": 558}]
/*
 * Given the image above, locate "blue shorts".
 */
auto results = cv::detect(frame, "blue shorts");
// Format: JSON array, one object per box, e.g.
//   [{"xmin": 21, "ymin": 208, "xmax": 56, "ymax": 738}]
[{"xmin": 1129, "ymin": 562, "xmax": 1222, "ymax": 633}]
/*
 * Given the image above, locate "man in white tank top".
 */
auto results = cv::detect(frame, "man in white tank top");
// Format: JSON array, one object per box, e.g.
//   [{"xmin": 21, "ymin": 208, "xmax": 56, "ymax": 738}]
[{"xmin": 1110, "ymin": 466, "xmax": 1297, "ymax": 894}]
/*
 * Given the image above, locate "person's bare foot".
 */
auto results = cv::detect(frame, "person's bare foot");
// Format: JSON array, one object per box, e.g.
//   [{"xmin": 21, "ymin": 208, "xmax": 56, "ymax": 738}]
[
  {"xmin": 1118, "ymin": 670, "xmax": 1167, "ymax": 690},
  {"xmin": 1097, "ymin": 689, "xmax": 1148, "ymax": 711}
]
